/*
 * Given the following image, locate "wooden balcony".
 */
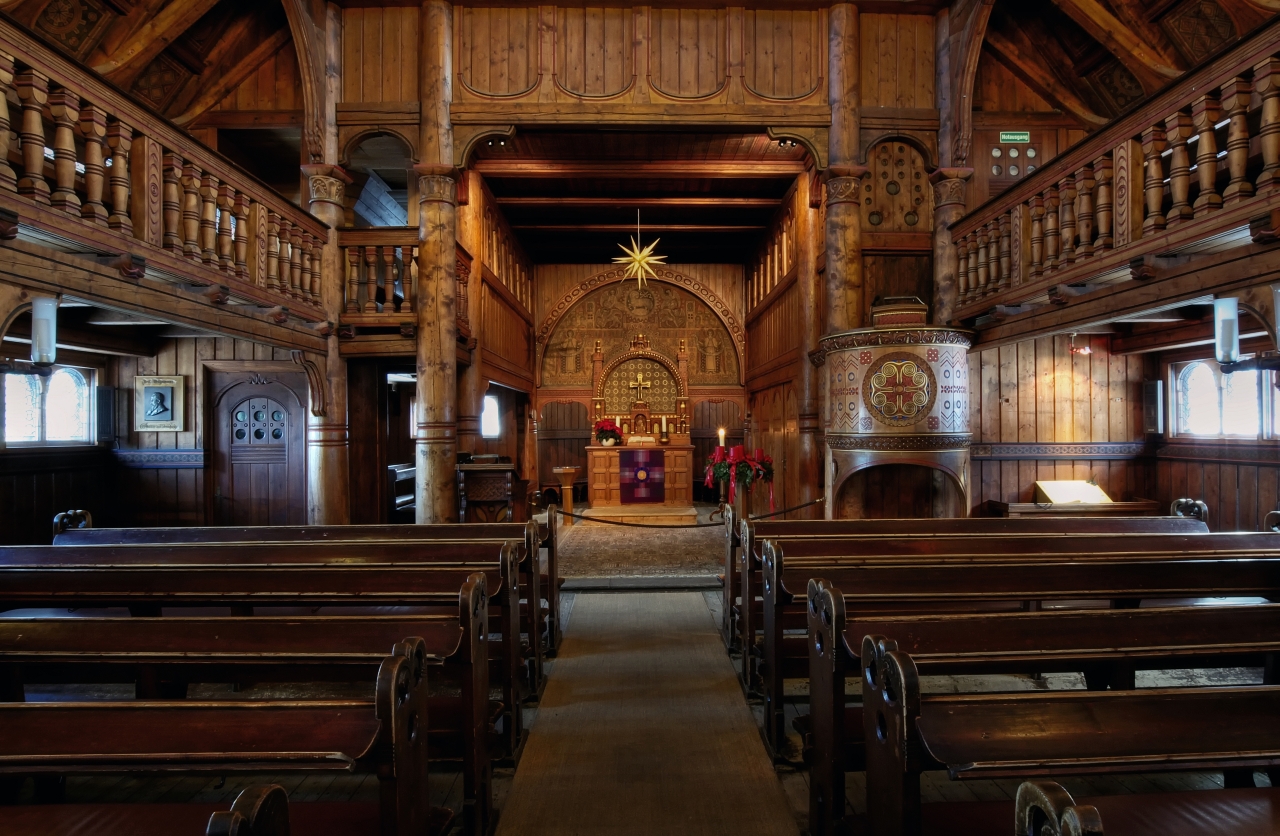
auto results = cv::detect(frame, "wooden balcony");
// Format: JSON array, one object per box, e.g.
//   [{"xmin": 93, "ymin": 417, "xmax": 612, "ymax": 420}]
[
  {"xmin": 951, "ymin": 18, "xmax": 1280, "ymax": 348},
  {"xmin": 0, "ymin": 17, "xmax": 329, "ymax": 349}
]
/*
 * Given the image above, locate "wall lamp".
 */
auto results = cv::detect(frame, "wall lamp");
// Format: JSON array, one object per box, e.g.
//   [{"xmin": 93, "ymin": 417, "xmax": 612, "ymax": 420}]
[
  {"xmin": 1068, "ymin": 333, "xmax": 1092, "ymax": 355},
  {"xmin": 0, "ymin": 296, "xmax": 57, "ymax": 377},
  {"xmin": 1214, "ymin": 295, "xmax": 1280, "ymax": 376}
]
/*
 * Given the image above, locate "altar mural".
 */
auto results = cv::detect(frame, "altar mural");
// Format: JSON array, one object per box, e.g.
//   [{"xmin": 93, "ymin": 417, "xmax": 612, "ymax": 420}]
[{"xmin": 541, "ymin": 282, "xmax": 739, "ymax": 388}]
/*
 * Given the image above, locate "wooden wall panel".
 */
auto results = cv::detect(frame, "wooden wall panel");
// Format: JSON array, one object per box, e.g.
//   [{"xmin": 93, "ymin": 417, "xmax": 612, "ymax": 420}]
[
  {"xmin": 691, "ymin": 399, "xmax": 743, "ymax": 502},
  {"xmin": 538, "ymin": 400, "xmax": 590, "ymax": 494},
  {"xmin": 742, "ymin": 9, "xmax": 823, "ymax": 100},
  {"xmin": 745, "ymin": 280, "xmax": 800, "ymax": 382},
  {"xmin": 0, "ymin": 450, "xmax": 110, "ymax": 545},
  {"xmin": 1149, "ymin": 454, "xmax": 1280, "ymax": 533},
  {"xmin": 968, "ymin": 335, "xmax": 1154, "ymax": 511},
  {"xmin": 745, "ymin": 383, "xmax": 798, "ymax": 518},
  {"xmin": 456, "ymin": 6, "xmax": 540, "ymax": 97},
  {"xmin": 864, "ymin": 255, "xmax": 933, "ymax": 312},
  {"xmin": 480, "ymin": 282, "xmax": 535, "ymax": 390},
  {"xmin": 858, "ymin": 13, "xmax": 935, "ymax": 109},
  {"xmin": 341, "ymin": 7, "xmax": 421, "ymax": 103},
  {"xmin": 649, "ymin": 8, "xmax": 726, "ymax": 98},
  {"xmin": 555, "ymin": 6, "xmax": 633, "ymax": 97}
]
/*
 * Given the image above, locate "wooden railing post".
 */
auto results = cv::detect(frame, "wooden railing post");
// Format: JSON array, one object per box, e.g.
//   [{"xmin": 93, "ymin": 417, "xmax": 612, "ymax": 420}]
[
  {"xmin": 955, "ymin": 239, "xmax": 969, "ymax": 303},
  {"xmin": 401, "ymin": 246, "xmax": 415, "ymax": 314},
  {"xmin": 1191, "ymin": 94, "xmax": 1223, "ymax": 217},
  {"xmin": 305, "ymin": 233, "xmax": 319, "ymax": 303},
  {"xmin": 1074, "ymin": 165, "xmax": 1095, "ymax": 260},
  {"xmin": 15, "ymin": 69, "xmax": 50, "ymax": 204},
  {"xmin": 381, "ymin": 244, "xmax": 395, "ymax": 311},
  {"xmin": 162, "ymin": 152, "xmax": 183, "ymax": 251},
  {"xmin": 997, "ymin": 213, "xmax": 1011, "ymax": 291},
  {"xmin": 1221, "ymin": 78, "xmax": 1254, "ymax": 204},
  {"xmin": 288, "ymin": 223, "xmax": 304, "ymax": 299},
  {"xmin": 105, "ymin": 121, "xmax": 132, "ymax": 233},
  {"xmin": 1256, "ymin": 57, "xmax": 1280, "ymax": 194},
  {"xmin": 1140, "ymin": 126, "xmax": 1168, "ymax": 235},
  {"xmin": 78, "ymin": 103, "xmax": 108, "ymax": 226},
  {"xmin": 0, "ymin": 53, "xmax": 16, "ymax": 192},
  {"xmin": 1164, "ymin": 111, "xmax": 1194, "ymax": 225},
  {"xmin": 1113, "ymin": 140, "xmax": 1143, "ymax": 246},
  {"xmin": 976, "ymin": 226, "xmax": 990, "ymax": 296},
  {"xmin": 266, "ymin": 212, "xmax": 282, "ymax": 293},
  {"xmin": 1058, "ymin": 175, "xmax": 1077, "ymax": 265},
  {"xmin": 48, "ymin": 87, "xmax": 80, "ymax": 215},
  {"xmin": 965, "ymin": 232, "xmax": 979, "ymax": 303},
  {"xmin": 1092, "ymin": 155, "xmax": 1114, "ymax": 252}
]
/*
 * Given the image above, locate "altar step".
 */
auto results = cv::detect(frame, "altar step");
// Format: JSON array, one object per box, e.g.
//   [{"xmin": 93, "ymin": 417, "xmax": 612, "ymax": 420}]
[{"xmin": 577, "ymin": 505, "xmax": 699, "ymax": 526}]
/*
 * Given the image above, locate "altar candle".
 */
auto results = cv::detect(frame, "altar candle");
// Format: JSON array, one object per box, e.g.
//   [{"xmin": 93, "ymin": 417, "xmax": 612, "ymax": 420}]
[
  {"xmin": 754, "ymin": 448, "xmax": 764, "ymax": 461},
  {"xmin": 661, "ymin": 415, "xmax": 667, "ymax": 432},
  {"xmin": 718, "ymin": 427, "xmax": 726, "ymax": 447}
]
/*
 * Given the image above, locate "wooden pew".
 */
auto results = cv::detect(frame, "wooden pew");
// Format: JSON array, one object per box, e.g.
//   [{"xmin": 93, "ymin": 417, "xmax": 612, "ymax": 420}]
[
  {"xmin": 752, "ymin": 530, "xmax": 1267, "ymax": 734},
  {"xmin": 805, "ymin": 580, "xmax": 1280, "ymax": 836},
  {"xmin": 54, "ymin": 517, "xmax": 559, "ymax": 673},
  {"xmin": 5, "ymin": 783, "xmax": 295, "ymax": 836},
  {"xmin": 0, "ymin": 641, "xmax": 452, "ymax": 836},
  {"xmin": 1015, "ymin": 780, "xmax": 1280, "ymax": 836},
  {"xmin": 726, "ymin": 514, "xmax": 1210, "ymax": 658},
  {"xmin": 0, "ymin": 575, "xmax": 493, "ymax": 836},
  {"xmin": 0, "ymin": 544, "xmax": 529, "ymax": 759},
  {"xmin": 863, "ymin": 648, "xmax": 1280, "ymax": 836}
]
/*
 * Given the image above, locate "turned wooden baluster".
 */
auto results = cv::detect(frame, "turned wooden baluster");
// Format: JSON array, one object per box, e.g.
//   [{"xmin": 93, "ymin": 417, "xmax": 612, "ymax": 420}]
[
  {"xmin": 305, "ymin": 233, "xmax": 319, "ymax": 302},
  {"xmin": 1164, "ymin": 112, "xmax": 1193, "ymax": 225},
  {"xmin": 1257, "ymin": 57, "xmax": 1280, "ymax": 193},
  {"xmin": 162, "ymin": 153, "xmax": 183, "ymax": 251},
  {"xmin": 409, "ymin": 248, "xmax": 418, "ymax": 310},
  {"xmin": 1074, "ymin": 165, "xmax": 1095, "ymax": 259},
  {"xmin": 289, "ymin": 224, "xmax": 303, "ymax": 299},
  {"xmin": 266, "ymin": 212, "xmax": 282, "ymax": 293},
  {"xmin": 1140, "ymin": 125, "xmax": 1168, "ymax": 235},
  {"xmin": 1029, "ymin": 194, "xmax": 1045, "ymax": 280},
  {"xmin": 75, "ymin": 102, "xmax": 108, "ymax": 225},
  {"xmin": 966, "ymin": 233, "xmax": 980, "ymax": 302},
  {"xmin": 180, "ymin": 162, "xmax": 201, "ymax": 259},
  {"xmin": 1093, "ymin": 156, "xmax": 1114, "ymax": 251},
  {"xmin": 1043, "ymin": 186, "xmax": 1060, "ymax": 272},
  {"xmin": 216, "ymin": 184, "xmax": 234, "ymax": 273},
  {"xmin": 199, "ymin": 173, "xmax": 219, "ymax": 264},
  {"xmin": 345, "ymin": 245, "xmax": 360, "ymax": 312},
  {"xmin": 105, "ymin": 122, "xmax": 132, "ymax": 233},
  {"xmin": 233, "ymin": 193, "xmax": 250, "ymax": 279},
  {"xmin": 998, "ymin": 213, "xmax": 1011, "ymax": 291},
  {"xmin": 1221, "ymin": 78, "xmax": 1254, "ymax": 204},
  {"xmin": 298, "ymin": 234, "xmax": 312, "ymax": 301},
  {"xmin": 277, "ymin": 217, "xmax": 294, "ymax": 296},
  {"xmin": 402, "ymin": 246, "xmax": 415, "ymax": 314},
  {"xmin": 955, "ymin": 239, "xmax": 969, "ymax": 303},
  {"xmin": 47, "ymin": 87, "xmax": 80, "ymax": 214},
  {"xmin": 14, "ymin": 69, "xmax": 49, "ymax": 203},
  {"xmin": 1058, "ymin": 175, "xmax": 1077, "ymax": 265},
  {"xmin": 0, "ymin": 53, "xmax": 16, "ymax": 192},
  {"xmin": 381, "ymin": 245, "xmax": 396, "ymax": 310},
  {"xmin": 363, "ymin": 246, "xmax": 378, "ymax": 312},
  {"xmin": 976, "ymin": 226, "xmax": 990, "ymax": 296},
  {"xmin": 1191, "ymin": 94, "xmax": 1223, "ymax": 217},
  {"xmin": 984, "ymin": 221, "xmax": 1000, "ymax": 294}
]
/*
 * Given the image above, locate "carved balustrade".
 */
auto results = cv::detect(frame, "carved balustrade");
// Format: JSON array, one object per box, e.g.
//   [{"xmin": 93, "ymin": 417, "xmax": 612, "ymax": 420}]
[
  {"xmin": 0, "ymin": 19, "xmax": 327, "ymax": 320},
  {"xmin": 951, "ymin": 19, "xmax": 1280, "ymax": 320}
]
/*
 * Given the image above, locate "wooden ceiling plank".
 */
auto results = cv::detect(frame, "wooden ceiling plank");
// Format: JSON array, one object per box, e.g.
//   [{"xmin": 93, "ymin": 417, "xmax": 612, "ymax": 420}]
[
  {"xmin": 1048, "ymin": 0, "xmax": 1183, "ymax": 90},
  {"xmin": 171, "ymin": 28, "xmax": 293, "ymax": 127},
  {"xmin": 983, "ymin": 29, "xmax": 1109, "ymax": 127},
  {"xmin": 92, "ymin": 0, "xmax": 223, "ymax": 81},
  {"xmin": 471, "ymin": 159, "xmax": 805, "ymax": 177},
  {"xmin": 1105, "ymin": 0, "xmax": 1188, "ymax": 71},
  {"xmin": 494, "ymin": 197, "xmax": 778, "ymax": 207}
]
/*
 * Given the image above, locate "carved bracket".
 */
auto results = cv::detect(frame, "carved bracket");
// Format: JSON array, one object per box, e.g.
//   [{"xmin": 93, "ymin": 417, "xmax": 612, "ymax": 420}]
[
  {"xmin": 290, "ymin": 349, "xmax": 327, "ymax": 417},
  {"xmin": 766, "ymin": 126, "xmax": 829, "ymax": 170},
  {"xmin": 184, "ymin": 284, "xmax": 230, "ymax": 304},
  {"xmin": 0, "ymin": 208, "xmax": 17, "ymax": 240},
  {"xmin": 454, "ymin": 125, "xmax": 516, "ymax": 169}
]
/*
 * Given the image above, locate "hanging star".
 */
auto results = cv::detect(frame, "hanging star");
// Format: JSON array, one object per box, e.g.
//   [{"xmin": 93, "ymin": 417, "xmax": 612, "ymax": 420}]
[{"xmin": 613, "ymin": 235, "xmax": 667, "ymax": 290}]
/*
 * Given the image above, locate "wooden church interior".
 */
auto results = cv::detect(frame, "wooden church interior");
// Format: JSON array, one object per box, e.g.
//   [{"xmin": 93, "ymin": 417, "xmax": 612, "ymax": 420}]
[{"xmin": 2, "ymin": 0, "xmax": 1280, "ymax": 833}]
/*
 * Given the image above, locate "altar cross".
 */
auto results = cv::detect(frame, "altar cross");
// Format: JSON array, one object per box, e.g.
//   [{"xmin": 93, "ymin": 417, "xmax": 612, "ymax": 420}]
[{"xmin": 629, "ymin": 372, "xmax": 651, "ymax": 401}]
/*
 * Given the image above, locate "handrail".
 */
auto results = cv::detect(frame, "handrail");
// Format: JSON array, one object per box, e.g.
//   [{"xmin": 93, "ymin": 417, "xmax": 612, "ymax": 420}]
[
  {"xmin": 0, "ymin": 15, "xmax": 327, "ymax": 319},
  {"xmin": 950, "ymin": 18, "xmax": 1280, "ymax": 317}
]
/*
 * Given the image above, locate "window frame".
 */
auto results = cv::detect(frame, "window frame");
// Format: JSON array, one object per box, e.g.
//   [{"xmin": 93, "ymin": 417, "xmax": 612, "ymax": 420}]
[
  {"xmin": 3, "ymin": 363, "xmax": 98, "ymax": 448},
  {"xmin": 480, "ymin": 394, "xmax": 501, "ymax": 439},
  {"xmin": 1168, "ymin": 354, "xmax": 1276, "ymax": 442}
]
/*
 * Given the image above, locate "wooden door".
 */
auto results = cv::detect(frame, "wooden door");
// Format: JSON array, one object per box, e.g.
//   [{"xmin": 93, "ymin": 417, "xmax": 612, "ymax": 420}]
[{"xmin": 209, "ymin": 371, "xmax": 307, "ymax": 526}]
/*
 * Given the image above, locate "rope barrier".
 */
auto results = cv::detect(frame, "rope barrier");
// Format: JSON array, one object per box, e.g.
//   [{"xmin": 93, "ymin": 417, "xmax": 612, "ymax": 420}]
[{"xmin": 553, "ymin": 496, "xmax": 825, "ymax": 529}]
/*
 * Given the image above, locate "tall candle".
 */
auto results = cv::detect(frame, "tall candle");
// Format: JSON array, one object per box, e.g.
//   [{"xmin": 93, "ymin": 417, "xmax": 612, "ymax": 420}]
[
  {"xmin": 661, "ymin": 415, "xmax": 667, "ymax": 432},
  {"xmin": 718, "ymin": 427, "xmax": 726, "ymax": 447}
]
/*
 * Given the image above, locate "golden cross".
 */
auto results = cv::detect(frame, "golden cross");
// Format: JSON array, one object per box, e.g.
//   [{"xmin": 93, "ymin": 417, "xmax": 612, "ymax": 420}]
[{"xmin": 628, "ymin": 372, "xmax": 651, "ymax": 399}]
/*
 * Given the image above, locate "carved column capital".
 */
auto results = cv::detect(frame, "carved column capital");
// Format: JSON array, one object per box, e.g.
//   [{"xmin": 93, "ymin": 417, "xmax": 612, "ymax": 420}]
[
  {"xmin": 930, "ymin": 167, "xmax": 974, "ymax": 208},
  {"xmin": 824, "ymin": 165, "xmax": 870, "ymax": 206},
  {"xmin": 301, "ymin": 164, "xmax": 353, "ymax": 210},
  {"xmin": 414, "ymin": 163, "xmax": 459, "ymax": 206}
]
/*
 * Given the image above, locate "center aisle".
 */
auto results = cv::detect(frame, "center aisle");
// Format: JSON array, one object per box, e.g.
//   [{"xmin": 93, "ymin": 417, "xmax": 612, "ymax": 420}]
[{"xmin": 494, "ymin": 591, "xmax": 800, "ymax": 836}]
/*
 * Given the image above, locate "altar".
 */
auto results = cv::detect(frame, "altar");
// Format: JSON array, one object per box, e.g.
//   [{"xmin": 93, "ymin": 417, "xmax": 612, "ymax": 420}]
[{"xmin": 583, "ymin": 334, "xmax": 697, "ymax": 522}]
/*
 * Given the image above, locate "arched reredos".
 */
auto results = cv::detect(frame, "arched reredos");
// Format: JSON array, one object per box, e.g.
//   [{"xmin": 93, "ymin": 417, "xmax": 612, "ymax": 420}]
[
  {"xmin": 535, "ymin": 268, "xmax": 746, "ymax": 384},
  {"xmin": 596, "ymin": 349, "xmax": 687, "ymax": 401}
]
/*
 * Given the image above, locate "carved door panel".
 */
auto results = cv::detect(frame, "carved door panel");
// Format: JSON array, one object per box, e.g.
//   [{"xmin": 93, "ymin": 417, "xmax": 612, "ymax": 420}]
[{"xmin": 210, "ymin": 372, "xmax": 308, "ymax": 526}]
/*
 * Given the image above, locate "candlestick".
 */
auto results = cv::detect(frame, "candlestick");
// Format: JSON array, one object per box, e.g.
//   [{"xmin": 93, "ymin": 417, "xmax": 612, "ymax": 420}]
[{"xmin": 718, "ymin": 427, "xmax": 726, "ymax": 447}]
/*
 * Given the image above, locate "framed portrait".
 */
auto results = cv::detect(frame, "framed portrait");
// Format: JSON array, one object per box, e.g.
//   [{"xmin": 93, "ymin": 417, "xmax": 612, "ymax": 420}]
[{"xmin": 134, "ymin": 376, "xmax": 184, "ymax": 432}]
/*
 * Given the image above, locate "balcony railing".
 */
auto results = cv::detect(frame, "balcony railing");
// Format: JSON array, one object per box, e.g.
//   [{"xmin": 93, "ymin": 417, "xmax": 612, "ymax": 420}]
[
  {"xmin": 0, "ymin": 16, "xmax": 327, "ymax": 321},
  {"xmin": 951, "ymin": 18, "xmax": 1280, "ymax": 323}
]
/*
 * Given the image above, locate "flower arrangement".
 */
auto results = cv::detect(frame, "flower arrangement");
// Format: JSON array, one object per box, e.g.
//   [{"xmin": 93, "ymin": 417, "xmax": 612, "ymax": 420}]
[
  {"xmin": 704, "ymin": 446, "xmax": 775, "ymax": 510},
  {"xmin": 594, "ymin": 418, "xmax": 621, "ymax": 444}
]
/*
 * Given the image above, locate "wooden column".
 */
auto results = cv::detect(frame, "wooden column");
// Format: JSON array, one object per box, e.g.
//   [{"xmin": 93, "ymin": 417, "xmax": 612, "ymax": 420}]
[
  {"xmin": 414, "ymin": 0, "xmax": 458, "ymax": 523},
  {"xmin": 929, "ymin": 167, "xmax": 972, "ymax": 324},
  {"xmin": 824, "ymin": 3, "xmax": 865, "ymax": 334},
  {"xmin": 797, "ymin": 171, "xmax": 823, "ymax": 519},
  {"xmin": 301, "ymin": 164, "xmax": 353, "ymax": 525},
  {"xmin": 456, "ymin": 172, "xmax": 483, "ymax": 454}
]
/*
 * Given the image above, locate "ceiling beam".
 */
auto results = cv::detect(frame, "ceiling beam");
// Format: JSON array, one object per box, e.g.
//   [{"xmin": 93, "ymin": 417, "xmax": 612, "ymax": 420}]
[
  {"xmin": 1105, "ymin": 0, "xmax": 1188, "ymax": 71},
  {"xmin": 983, "ymin": 30, "xmax": 1109, "ymax": 126},
  {"xmin": 2, "ymin": 320, "xmax": 159, "ymax": 358},
  {"xmin": 172, "ymin": 27, "xmax": 292, "ymax": 126},
  {"xmin": 494, "ymin": 197, "xmax": 779, "ymax": 208},
  {"xmin": 1048, "ymin": 0, "xmax": 1183, "ymax": 91},
  {"xmin": 509, "ymin": 224, "xmax": 767, "ymax": 232},
  {"xmin": 470, "ymin": 160, "xmax": 806, "ymax": 178},
  {"xmin": 92, "ymin": 0, "xmax": 222, "ymax": 81}
]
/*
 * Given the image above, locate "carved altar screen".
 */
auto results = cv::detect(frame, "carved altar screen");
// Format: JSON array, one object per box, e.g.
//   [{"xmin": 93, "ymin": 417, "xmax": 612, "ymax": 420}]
[{"xmin": 602, "ymin": 359, "xmax": 678, "ymax": 414}]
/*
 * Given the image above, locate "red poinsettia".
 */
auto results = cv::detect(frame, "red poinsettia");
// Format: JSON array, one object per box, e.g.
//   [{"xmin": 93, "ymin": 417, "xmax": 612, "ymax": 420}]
[{"xmin": 593, "ymin": 419, "xmax": 621, "ymax": 444}]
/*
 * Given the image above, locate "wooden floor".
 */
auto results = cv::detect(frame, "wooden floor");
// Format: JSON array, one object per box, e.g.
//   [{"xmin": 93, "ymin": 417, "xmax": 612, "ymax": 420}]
[{"xmin": 495, "ymin": 591, "xmax": 800, "ymax": 836}]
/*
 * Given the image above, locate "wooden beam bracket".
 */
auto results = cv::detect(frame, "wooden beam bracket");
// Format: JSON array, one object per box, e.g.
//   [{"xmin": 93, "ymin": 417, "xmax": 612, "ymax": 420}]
[
  {"xmin": 1048, "ymin": 283, "xmax": 1103, "ymax": 305},
  {"xmin": 309, "ymin": 320, "xmax": 334, "ymax": 337},
  {"xmin": 93, "ymin": 252, "xmax": 146, "ymax": 281},
  {"xmin": 260, "ymin": 305, "xmax": 289, "ymax": 325},
  {"xmin": 1251, "ymin": 209, "xmax": 1280, "ymax": 244},
  {"xmin": 183, "ymin": 283, "xmax": 230, "ymax": 304},
  {"xmin": 990, "ymin": 303, "xmax": 1040, "ymax": 320}
]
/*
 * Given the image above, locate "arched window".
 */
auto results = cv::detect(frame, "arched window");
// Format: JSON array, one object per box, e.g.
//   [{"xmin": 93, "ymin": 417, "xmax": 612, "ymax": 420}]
[
  {"xmin": 3, "ymin": 366, "xmax": 94, "ymax": 444},
  {"xmin": 1175, "ymin": 358, "xmax": 1266, "ymax": 439}
]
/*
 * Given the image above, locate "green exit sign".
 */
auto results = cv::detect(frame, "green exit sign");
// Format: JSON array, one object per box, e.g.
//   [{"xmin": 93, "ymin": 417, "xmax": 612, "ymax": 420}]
[{"xmin": 999, "ymin": 131, "xmax": 1032, "ymax": 144}]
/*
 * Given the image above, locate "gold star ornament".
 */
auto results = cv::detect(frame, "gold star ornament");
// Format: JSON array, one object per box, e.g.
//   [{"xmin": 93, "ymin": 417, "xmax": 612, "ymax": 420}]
[{"xmin": 613, "ymin": 235, "xmax": 667, "ymax": 290}]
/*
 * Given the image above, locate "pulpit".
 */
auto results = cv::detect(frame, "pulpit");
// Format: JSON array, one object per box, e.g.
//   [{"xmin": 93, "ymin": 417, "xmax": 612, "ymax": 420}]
[{"xmin": 583, "ymin": 334, "xmax": 696, "ymax": 522}]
